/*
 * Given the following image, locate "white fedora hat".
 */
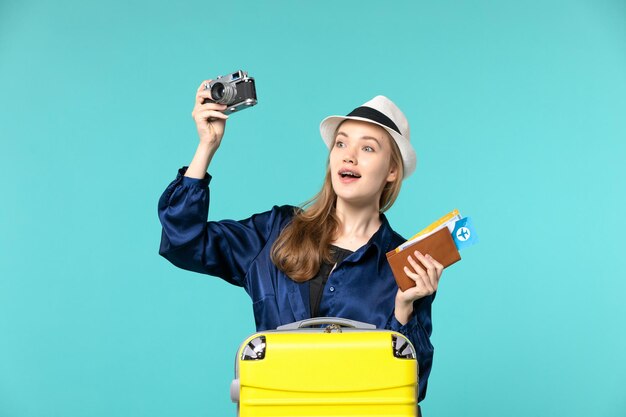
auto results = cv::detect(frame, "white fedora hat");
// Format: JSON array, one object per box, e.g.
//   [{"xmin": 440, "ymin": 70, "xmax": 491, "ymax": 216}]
[{"xmin": 319, "ymin": 95, "xmax": 417, "ymax": 178}]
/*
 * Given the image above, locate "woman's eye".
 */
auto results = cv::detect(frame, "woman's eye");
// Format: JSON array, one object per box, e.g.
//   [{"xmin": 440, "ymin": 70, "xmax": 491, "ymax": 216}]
[
  {"xmin": 363, "ymin": 146, "xmax": 374, "ymax": 152},
  {"xmin": 335, "ymin": 140, "xmax": 345, "ymax": 148}
]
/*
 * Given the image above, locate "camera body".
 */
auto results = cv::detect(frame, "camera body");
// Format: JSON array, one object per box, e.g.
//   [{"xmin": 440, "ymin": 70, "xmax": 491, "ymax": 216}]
[{"xmin": 205, "ymin": 70, "xmax": 257, "ymax": 114}]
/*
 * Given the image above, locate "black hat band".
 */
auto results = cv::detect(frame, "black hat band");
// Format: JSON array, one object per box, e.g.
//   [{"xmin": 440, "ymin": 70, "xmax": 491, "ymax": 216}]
[{"xmin": 346, "ymin": 106, "xmax": 400, "ymax": 135}]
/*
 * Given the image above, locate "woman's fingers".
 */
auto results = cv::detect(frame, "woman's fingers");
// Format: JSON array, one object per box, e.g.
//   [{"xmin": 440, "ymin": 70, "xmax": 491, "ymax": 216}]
[
  {"xmin": 197, "ymin": 79, "xmax": 213, "ymax": 92},
  {"xmin": 399, "ymin": 251, "xmax": 446, "ymax": 304},
  {"xmin": 402, "ymin": 267, "xmax": 428, "ymax": 296},
  {"xmin": 405, "ymin": 257, "xmax": 434, "ymax": 294},
  {"xmin": 195, "ymin": 110, "xmax": 229, "ymax": 121},
  {"xmin": 195, "ymin": 101, "xmax": 228, "ymax": 112},
  {"xmin": 413, "ymin": 251, "xmax": 439, "ymax": 290},
  {"xmin": 427, "ymin": 254, "xmax": 444, "ymax": 280},
  {"xmin": 192, "ymin": 103, "xmax": 228, "ymax": 121},
  {"xmin": 403, "ymin": 265, "xmax": 420, "ymax": 284},
  {"xmin": 196, "ymin": 89, "xmax": 217, "ymax": 104},
  {"xmin": 398, "ymin": 272, "xmax": 430, "ymax": 303},
  {"xmin": 196, "ymin": 80, "xmax": 216, "ymax": 104},
  {"xmin": 407, "ymin": 253, "xmax": 426, "ymax": 276}
]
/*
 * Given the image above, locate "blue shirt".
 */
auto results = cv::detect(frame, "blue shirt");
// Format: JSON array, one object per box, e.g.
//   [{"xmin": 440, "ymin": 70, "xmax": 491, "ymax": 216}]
[{"xmin": 158, "ymin": 167, "xmax": 435, "ymax": 402}]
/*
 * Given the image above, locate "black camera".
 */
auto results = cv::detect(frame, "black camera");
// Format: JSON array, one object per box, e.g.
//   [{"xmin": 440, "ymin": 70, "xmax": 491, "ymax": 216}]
[{"xmin": 204, "ymin": 70, "xmax": 257, "ymax": 114}]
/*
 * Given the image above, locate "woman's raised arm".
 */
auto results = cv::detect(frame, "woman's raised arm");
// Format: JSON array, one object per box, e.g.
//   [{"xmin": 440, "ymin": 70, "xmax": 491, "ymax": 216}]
[{"xmin": 185, "ymin": 79, "xmax": 229, "ymax": 179}]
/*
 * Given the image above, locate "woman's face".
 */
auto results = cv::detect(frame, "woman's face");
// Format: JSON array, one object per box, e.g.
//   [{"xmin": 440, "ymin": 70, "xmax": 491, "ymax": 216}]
[{"xmin": 329, "ymin": 119, "xmax": 398, "ymax": 209}]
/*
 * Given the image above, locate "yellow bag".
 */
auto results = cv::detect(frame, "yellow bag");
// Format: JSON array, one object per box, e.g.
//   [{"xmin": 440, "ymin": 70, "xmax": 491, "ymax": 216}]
[{"xmin": 231, "ymin": 317, "xmax": 418, "ymax": 417}]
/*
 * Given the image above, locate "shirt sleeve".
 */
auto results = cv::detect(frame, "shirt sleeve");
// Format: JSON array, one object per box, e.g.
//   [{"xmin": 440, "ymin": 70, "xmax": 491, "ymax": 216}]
[
  {"xmin": 385, "ymin": 293, "xmax": 435, "ymax": 403},
  {"xmin": 157, "ymin": 167, "xmax": 285, "ymax": 288}
]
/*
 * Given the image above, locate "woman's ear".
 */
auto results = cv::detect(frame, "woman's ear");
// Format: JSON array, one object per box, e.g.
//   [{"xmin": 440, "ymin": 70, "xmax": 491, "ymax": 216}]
[{"xmin": 386, "ymin": 163, "xmax": 399, "ymax": 183}]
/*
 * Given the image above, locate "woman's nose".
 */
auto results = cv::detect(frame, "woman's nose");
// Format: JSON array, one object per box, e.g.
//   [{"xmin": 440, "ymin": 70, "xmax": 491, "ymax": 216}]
[{"xmin": 343, "ymin": 147, "xmax": 357, "ymax": 164}]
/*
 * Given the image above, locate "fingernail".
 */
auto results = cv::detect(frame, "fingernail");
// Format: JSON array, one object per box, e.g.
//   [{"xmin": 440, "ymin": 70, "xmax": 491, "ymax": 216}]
[
  {"xmin": 426, "ymin": 254, "xmax": 432, "ymax": 259},
  {"xmin": 415, "ymin": 250, "xmax": 422, "ymax": 256}
]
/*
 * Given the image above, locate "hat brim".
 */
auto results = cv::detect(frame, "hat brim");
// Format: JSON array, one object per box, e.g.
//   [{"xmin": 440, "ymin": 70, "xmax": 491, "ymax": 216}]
[{"xmin": 320, "ymin": 115, "xmax": 417, "ymax": 178}]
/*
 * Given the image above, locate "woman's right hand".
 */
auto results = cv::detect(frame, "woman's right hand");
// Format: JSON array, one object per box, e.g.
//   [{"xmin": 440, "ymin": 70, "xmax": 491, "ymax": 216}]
[{"xmin": 191, "ymin": 79, "xmax": 229, "ymax": 148}]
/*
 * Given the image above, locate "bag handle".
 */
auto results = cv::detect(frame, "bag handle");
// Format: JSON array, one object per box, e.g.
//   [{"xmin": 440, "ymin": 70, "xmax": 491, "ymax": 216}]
[{"xmin": 276, "ymin": 317, "xmax": 377, "ymax": 330}]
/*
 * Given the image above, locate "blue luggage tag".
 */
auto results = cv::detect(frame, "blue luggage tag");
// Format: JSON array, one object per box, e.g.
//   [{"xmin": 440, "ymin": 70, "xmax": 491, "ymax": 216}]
[{"xmin": 451, "ymin": 217, "xmax": 478, "ymax": 250}]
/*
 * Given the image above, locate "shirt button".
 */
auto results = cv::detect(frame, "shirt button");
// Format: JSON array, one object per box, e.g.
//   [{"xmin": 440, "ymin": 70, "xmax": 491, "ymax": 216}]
[{"xmin": 329, "ymin": 286, "xmax": 335, "ymax": 292}]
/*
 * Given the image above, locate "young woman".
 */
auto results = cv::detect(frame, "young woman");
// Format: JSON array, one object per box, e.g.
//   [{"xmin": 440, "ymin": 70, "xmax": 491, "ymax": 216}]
[{"xmin": 158, "ymin": 80, "xmax": 445, "ymax": 405}]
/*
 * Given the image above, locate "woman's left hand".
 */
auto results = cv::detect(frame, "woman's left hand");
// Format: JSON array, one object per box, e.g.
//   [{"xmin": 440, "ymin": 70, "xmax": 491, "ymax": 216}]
[{"xmin": 394, "ymin": 250, "xmax": 444, "ymax": 324}]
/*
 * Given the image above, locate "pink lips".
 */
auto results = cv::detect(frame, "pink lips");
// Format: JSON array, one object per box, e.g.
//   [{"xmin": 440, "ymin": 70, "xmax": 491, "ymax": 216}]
[{"xmin": 337, "ymin": 169, "xmax": 361, "ymax": 184}]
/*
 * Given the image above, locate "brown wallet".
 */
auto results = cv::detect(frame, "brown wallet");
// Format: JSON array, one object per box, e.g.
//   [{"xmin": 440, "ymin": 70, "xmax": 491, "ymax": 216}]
[{"xmin": 386, "ymin": 227, "xmax": 461, "ymax": 291}]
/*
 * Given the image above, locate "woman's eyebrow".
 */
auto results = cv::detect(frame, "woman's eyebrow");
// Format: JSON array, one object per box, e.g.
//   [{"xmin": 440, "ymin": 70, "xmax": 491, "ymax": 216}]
[{"xmin": 336, "ymin": 131, "xmax": 381, "ymax": 147}]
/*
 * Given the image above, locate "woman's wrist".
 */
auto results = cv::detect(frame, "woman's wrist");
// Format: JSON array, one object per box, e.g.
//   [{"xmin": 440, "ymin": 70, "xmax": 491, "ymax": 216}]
[
  {"xmin": 394, "ymin": 301, "xmax": 414, "ymax": 325},
  {"xmin": 186, "ymin": 142, "xmax": 217, "ymax": 179}
]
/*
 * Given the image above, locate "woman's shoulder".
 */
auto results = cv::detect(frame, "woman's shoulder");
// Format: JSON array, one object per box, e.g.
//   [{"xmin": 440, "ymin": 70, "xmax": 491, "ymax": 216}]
[
  {"xmin": 248, "ymin": 204, "xmax": 299, "ymax": 227},
  {"xmin": 380, "ymin": 214, "xmax": 408, "ymax": 248},
  {"xmin": 269, "ymin": 204, "xmax": 299, "ymax": 219},
  {"xmin": 389, "ymin": 228, "xmax": 406, "ymax": 245},
  {"xmin": 387, "ymin": 229, "xmax": 407, "ymax": 250}
]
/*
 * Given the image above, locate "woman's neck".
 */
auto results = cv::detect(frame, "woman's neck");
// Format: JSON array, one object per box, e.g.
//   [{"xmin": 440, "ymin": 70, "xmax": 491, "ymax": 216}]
[{"xmin": 332, "ymin": 199, "xmax": 382, "ymax": 251}]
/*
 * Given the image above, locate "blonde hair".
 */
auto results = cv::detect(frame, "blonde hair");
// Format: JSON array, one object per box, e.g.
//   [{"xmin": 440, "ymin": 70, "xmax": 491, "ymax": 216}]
[{"xmin": 270, "ymin": 129, "xmax": 404, "ymax": 282}]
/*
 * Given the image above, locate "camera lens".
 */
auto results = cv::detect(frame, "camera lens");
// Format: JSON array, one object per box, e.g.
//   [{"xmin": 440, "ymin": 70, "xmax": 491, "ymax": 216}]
[
  {"xmin": 211, "ymin": 83, "xmax": 225, "ymax": 100},
  {"xmin": 210, "ymin": 82, "xmax": 236, "ymax": 104}
]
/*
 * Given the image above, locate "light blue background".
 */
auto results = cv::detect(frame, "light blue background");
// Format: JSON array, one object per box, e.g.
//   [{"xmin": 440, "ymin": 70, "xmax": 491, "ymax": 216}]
[{"xmin": 1, "ymin": 1, "xmax": 625, "ymax": 416}]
